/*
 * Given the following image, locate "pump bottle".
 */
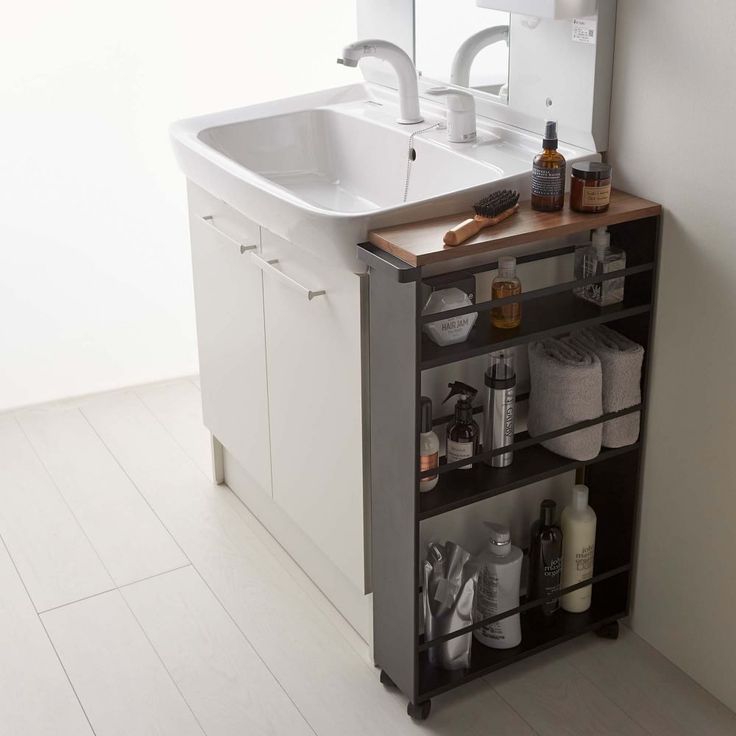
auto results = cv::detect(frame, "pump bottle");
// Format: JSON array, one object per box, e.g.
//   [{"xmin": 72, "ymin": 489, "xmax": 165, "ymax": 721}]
[
  {"xmin": 574, "ymin": 227, "xmax": 626, "ymax": 306},
  {"xmin": 443, "ymin": 381, "xmax": 479, "ymax": 470}
]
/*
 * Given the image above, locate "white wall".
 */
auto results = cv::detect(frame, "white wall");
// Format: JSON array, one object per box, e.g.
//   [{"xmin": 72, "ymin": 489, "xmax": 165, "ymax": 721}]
[
  {"xmin": 609, "ymin": 0, "xmax": 736, "ymax": 711},
  {"xmin": 0, "ymin": 1, "xmax": 356, "ymax": 411}
]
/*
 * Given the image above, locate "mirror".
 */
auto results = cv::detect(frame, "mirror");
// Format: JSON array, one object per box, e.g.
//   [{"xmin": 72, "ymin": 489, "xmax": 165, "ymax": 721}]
[{"xmin": 414, "ymin": 0, "xmax": 511, "ymax": 103}]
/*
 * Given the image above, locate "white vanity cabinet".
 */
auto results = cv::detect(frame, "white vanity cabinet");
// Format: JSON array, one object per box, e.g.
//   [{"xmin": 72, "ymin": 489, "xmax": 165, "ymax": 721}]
[
  {"xmin": 188, "ymin": 183, "xmax": 368, "ymax": 595},
  {"xmin": 188, "ymin": 184, "xmax": 273, "ymax": 496},
  {"xmin": 260, "ymin": 230, "xmax": 367, "ymax": 591}
]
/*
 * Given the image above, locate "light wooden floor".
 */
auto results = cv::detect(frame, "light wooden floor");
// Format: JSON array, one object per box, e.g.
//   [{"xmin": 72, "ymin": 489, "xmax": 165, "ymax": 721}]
[{"xmin": 1, "ymin": 377, "xmax": 734, "ymax": 736}]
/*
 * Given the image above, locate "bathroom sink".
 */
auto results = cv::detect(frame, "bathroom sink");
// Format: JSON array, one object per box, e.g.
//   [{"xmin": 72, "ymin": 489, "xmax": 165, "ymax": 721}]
[
  {"xmin": 198, "ymin": 107, "xmax": 495, "ymax": 214},
  {"xmin": 171, "ymin": 83, "xmax": 594, "ymax": 268}
]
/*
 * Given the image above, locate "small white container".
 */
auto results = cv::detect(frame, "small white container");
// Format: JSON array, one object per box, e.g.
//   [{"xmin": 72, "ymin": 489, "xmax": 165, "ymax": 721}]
[
  {"xmin": 422, "ymin": 288, "xmax": 478, "ymax": 347},
  {"xmin": 560, "ymin": 484, "xmax": 597, "ymax": 612}
]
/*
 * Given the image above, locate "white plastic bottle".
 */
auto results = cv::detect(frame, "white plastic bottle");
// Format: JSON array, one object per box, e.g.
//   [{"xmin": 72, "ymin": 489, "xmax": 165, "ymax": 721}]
[
  {"xmin": 473, "ymin": 523, "xmax": 522, "ymax": 649},
  {"xmin": 560, "ymin": 485, "xmax": 597, "ymax": 613},
  {"xmin": 419, "ymin": 396, "xmax": 439, "ymax": 492}
]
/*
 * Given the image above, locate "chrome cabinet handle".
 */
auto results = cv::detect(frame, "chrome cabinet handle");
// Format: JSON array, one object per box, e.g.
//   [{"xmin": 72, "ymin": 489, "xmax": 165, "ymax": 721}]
[
  {"xmin": 250, "ymin": 253, "xmax": 326, "ymax": 301},
  {"xmin": 200, "ymin": 215, "xmax": 258, "ymax": 253}
]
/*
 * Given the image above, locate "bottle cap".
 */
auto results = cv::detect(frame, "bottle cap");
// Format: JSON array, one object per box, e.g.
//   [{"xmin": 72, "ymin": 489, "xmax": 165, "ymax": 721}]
[
  {"xmin": 572, "ymin": 484, "xmax": 589, "ymax": 511},
  {"xmin": 420, "ymin": 396, "xmax": 433, "ymax": 434},
  {"xmin": 543, "ymin": 120, "xmax": 558, "ymax": 150},
  {"xmin": 498, "ymin": 255, "xmax": 516, "ymax": 278},
  {"xmin": 572, "ymin": 161, "xmax": 612, "ymax": 181},
  {"xmin": 485, "ymin": 351, "xmax": 517, "ymax": 388},
  {"xmin": 485, "ymin": 522, "xmax": 511, "ymax": 555},
  {"xmin": 592, "ymin": 227, "xmax": 610, "ymax": 253},
  {"xmin": 540, "ymin": 499, "xmax": 557, "ymax": 527}
]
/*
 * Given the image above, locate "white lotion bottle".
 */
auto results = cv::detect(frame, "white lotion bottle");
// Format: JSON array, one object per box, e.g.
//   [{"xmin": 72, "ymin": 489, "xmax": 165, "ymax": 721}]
[
  {"xmin": 560, "ymin": 484, "xmax": 597, "ymax": 613},
  {"xmin": 419, "ymin": 396, "xmax": 439, "ymax": 493},
  {"xmin": 473, "ymin": 523, "xmax": 522, "ymax": 649}
]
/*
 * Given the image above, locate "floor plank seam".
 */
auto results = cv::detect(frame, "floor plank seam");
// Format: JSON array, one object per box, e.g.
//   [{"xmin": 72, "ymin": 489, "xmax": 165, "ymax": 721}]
[
  {"xmin": 14, "ymin": 412, "xmax": 118, "ymax": 589},
  {"xmin": 78, "ymin": 404, "xmax": 194, "ymax": 567},
  {"xmin": 186, "ymin": 564, "xmax": 320, "ymax": 736},
  {"xmin": 0, "ymin": 534, "xmax": 99, "ymax": 736},
  {"xmin": 116, "ymin": 588, "xmax": 210, "ymax": 736},
  {"xmin": 481, "ymin": 677, "xmax": 542, "ymax": 736},
  {"xmin": 82, "ymin": 395, "xmax": 320, "ymax": 736}
]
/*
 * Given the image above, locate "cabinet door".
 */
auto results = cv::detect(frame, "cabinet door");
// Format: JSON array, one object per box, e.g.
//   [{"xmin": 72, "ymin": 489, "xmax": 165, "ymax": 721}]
[
  {"xmin": 260, "ymin": 230, "xmax": 366, "ymax": 591},
  {"xmin": 188, "ymin": 188, "xmax": 272, "ymax": 496}
]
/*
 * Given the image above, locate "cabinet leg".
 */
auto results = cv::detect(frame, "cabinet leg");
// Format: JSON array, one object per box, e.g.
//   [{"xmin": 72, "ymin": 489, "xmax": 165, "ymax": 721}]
[
  {"xmin": 407, "ymin": 700, "xmax": 431, "ymax": 720},
  {"xmin": 210, "ymin": 435, "xmax": 225, "ymax": 485},
  {"xmin": 595, "ymin": 621, "xmax": 620, "ymax": 640}
]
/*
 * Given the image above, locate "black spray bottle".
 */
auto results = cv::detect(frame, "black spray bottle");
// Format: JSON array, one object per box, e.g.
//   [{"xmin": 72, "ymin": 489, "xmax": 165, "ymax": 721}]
[
  {"xmin": 443, "ymin": 381, "xmax": 479, "ymax": 470},
  {"xmin": 528, "ymin": 499, "xmax": 563, "ymax": 615}
]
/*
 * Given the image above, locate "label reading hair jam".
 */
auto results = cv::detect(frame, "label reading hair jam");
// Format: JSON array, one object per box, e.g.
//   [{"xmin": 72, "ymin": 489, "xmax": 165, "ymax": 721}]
[{"xmin": 532, "ymin": 163, "xmax": 566, "ymax": 199}]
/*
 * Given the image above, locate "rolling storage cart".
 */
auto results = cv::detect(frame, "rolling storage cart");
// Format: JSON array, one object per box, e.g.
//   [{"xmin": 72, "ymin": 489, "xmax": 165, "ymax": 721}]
[{"xmin": 357, "ymin": 191, "xmax": 662, "ymax": 720}]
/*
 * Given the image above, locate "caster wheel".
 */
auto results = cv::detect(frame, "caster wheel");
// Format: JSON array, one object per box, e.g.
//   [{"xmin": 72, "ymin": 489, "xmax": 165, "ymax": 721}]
[
  {"xmin": 407, "ymin": 700, "xmax": 431, "ymax": 721},
  {"xmin": 380, "ymin": 670, "xmax": 396, "ymax": 689},
  {"xmin": 596, "ymin": 621, "xmax": 620, "ymax": 640}
]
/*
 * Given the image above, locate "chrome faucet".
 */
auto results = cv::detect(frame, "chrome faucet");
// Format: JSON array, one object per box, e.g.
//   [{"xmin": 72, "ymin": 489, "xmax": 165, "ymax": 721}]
[
  {"xmin": 338, "ymin": 39, "xmax": 424, "ymax": 125},
  {"xmin": 450, "ymin": 25, "xmax": 510, "ymax": 89}
]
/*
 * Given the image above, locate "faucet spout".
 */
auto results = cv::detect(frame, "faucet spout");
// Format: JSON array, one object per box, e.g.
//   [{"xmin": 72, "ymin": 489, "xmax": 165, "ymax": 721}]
[
  {"xmin": 337, "ymin": 39, "xmax": 423, "ymax": 125},
  {"xmin": 450, "ymin": 25, "xmax": 510, "ymax": 89}
]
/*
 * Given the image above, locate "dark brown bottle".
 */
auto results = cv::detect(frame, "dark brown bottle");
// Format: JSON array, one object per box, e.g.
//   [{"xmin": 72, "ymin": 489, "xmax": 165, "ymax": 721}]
[
  {"xmin": 531, "ymin": 121, "xmax": 566, "ymax": 212},
  {"xmin": 528, "ymin": 500, "xmax": 563, "ymax": 615},
  {"xmin": 443, "ymin": 381, "xmax": 479, "ymax": 470}
]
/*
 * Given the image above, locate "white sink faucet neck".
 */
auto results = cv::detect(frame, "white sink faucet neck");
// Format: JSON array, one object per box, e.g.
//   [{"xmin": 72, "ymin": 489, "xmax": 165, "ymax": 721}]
[
  {"xmin": 450, "ymin": 25, "xmax": 509, "ymax": 88},
  {"xmin": 338, "ymin": 39, "xmax": 424, "ymax": 125}
]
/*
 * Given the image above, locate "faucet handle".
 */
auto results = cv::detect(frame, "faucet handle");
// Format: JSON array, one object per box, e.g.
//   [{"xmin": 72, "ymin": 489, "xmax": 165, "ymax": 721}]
[{"xmin": 426, "ymin": 87, "xmax": 477, "ymax": 143}]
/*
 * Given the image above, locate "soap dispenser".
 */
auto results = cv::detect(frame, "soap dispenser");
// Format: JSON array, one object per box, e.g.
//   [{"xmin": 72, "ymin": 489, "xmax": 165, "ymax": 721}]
[
  {"xmin": 443, "ymin": 381, "xmax": 479, "ymax": 470},
  {"xmin": 574, "ymin": 227, "xmax": 626, "ymax": 306}
]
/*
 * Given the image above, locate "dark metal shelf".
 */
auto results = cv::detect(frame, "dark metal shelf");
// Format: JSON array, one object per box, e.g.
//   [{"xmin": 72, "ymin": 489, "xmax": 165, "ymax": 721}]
[
  {"xmin": 418, "ymin": 573, "xmax": 629, "ymax": 700},
  {"xmin": 419, "ymin": 442, "xmax": 640, "ymax": 520},
  {"xmin": 421, "ymin": 290, "xmax": 651, "ymax": 370}
]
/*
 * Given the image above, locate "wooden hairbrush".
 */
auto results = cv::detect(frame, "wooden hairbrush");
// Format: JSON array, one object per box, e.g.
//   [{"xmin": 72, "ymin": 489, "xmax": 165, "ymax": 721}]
[{"xmin": 444, "ymin": 189, "xmax": 520, "ymax": 246}]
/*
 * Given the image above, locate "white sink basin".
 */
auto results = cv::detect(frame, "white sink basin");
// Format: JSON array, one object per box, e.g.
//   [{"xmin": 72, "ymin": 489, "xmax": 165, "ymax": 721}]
[
  {"xmin": 198, "ymin": 107, "xmax": 497, "ymax": 214},
  {"xmin": 171, "ymin": 83, "xmax": 594, "ymax": 268}
]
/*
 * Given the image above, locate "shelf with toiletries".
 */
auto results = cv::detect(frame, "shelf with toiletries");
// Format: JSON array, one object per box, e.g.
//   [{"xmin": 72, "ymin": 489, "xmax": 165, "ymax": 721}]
[
  {"xmin": 418, "ymin": 572, "xmax": 629, "ymax": 699},
  {"xmin": 359, "ymin": 190, "xmax": 661, "ymax": 721}
]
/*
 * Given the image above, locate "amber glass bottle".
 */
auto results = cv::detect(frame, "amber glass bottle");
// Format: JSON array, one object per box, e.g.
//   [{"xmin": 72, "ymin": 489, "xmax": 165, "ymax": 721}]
[
  {"xmin": 531, "ymin": 121, "xmax": 566, "ymax": 212},
  {"xmin": 491, "ymin": 256, "xmax": 522, "ymax": 329}
]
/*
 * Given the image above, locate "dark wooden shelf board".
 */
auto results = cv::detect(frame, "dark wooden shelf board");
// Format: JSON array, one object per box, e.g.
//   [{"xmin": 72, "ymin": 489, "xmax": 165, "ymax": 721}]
[
  {"xmin": 421, "ymin": 290, "xmax": 651, "ymax": 369},
  {"xmin": 419, "ymin": 442, "xmax": 640, "ymax": 520},
  {"xmin": 418, "ymin": 573, "xmax": 629, "ymax": 700},
  {"xmin": 368, "ymin": 190, "xmax": 662, "ymax": 267}
]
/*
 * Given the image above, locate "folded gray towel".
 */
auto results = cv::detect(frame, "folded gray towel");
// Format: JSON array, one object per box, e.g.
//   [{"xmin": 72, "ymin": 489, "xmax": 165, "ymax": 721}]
[
  {"xmin": 568, "ymin": 325, "xmax": 644, "ymax": 447},
  {"xmin": 528, "ymin": 339, "xmax": 603, "ymax": 461}
]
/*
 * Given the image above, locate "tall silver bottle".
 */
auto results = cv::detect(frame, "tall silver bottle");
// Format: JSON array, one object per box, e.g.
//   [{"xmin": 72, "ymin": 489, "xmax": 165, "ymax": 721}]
[{"xmin": 484, "ymin": 352, "xmax": 516, "ymax": 467}]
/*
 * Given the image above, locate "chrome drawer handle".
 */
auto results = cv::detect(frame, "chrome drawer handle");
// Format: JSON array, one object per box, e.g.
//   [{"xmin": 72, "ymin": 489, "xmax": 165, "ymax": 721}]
[
  {"xmin": 250, "ymin": 253, "xmax": 326, "ymax": 301},
  {"xmin": 200, "ymin": 215, "xmax": 258, "ymax": 252}
]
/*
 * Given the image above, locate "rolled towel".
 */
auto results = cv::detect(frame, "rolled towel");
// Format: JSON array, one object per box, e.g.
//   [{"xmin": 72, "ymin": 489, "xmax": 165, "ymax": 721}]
[
  {"xmin": 568, "ymin": 325, "xmax": 644, "ymax": 448},
  {"xmin": 528, "ymin": 339, "xmax": 603, "ymax": 461}
]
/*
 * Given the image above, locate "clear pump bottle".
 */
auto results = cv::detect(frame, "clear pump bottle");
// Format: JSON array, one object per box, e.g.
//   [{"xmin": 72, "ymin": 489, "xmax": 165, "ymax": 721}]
[{"xmin": 574, "ymin": 227, "xmax": 626, "ymax": 306}]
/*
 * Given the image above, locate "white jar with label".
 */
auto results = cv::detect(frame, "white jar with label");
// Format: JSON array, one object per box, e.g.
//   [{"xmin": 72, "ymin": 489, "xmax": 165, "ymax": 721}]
[{"xmin": 422, "ymin": 288, "xmax": 478, "ymax": 347}]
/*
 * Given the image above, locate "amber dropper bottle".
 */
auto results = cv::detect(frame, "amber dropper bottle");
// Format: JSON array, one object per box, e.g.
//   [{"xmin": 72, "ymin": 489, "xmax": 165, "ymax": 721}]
[
  {"xmin": 492, "ymin": 256, "xmax": 522, "ymax": 329},
  {"xmin": 531, "ymin": 120, "xmax": 566, "ymax": 212}
]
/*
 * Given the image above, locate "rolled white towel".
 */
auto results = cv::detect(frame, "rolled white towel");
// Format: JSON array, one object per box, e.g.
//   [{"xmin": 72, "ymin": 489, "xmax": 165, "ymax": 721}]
[
  {"xmin": 568, "ymin": 325, "xmax": 644, "ymax": 448},
  {"xmin": 528, "ymin": 339, "xmax": 603, "ymax": 461}
]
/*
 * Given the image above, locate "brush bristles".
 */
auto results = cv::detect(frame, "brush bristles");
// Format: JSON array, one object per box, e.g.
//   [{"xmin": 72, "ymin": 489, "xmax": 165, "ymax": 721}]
[{"xmin": 474, "ymin": 189, "xmax": 520, "ymax": 218}]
